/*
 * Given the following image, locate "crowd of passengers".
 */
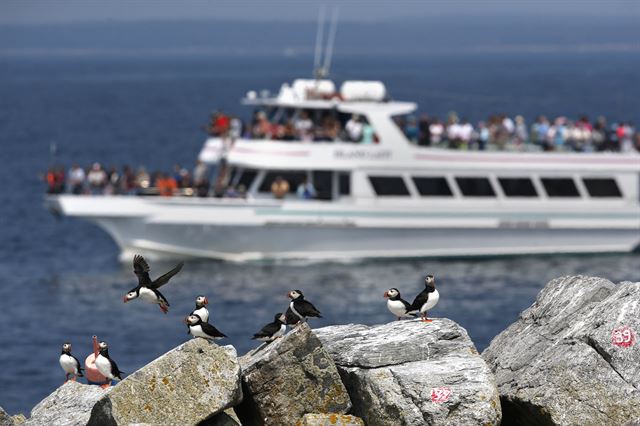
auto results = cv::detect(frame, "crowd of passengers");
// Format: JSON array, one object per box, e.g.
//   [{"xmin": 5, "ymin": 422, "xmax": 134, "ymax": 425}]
[
  {"xmin": 207, "ymin": 109, "xmax": 639, "ymax": 152},
  {"xmin": 45, "ymin": 161, "xmax": 316, "ymax": 201}
]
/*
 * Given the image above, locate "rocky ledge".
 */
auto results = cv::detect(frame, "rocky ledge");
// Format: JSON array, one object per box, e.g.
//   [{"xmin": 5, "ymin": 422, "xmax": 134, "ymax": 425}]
[
  {"xmin": 483, "ymin": 275, "xmax": 640, "ymax": 426},
  {"xmin": 15, "ymin": 275, "xmax": 639, "ymax": 426},
  {"xmin": 315, "ymin": 318, "xmax": 501, "ymax": 426}
]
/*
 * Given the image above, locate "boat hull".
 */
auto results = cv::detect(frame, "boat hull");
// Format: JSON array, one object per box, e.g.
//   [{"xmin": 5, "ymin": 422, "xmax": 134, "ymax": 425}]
[{"xmin": 47, "ymin": 195, "xmax": 640, "ymax": 262}]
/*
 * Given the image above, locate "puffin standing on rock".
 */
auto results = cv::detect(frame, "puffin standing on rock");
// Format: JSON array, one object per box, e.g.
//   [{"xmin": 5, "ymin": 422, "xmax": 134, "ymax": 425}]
[
  {"xmin": 252, "ymin": 313, "xmax": 287, "ymax": 342},
  {"xmin": 185, "ymin": 314, "xmax": 227, "ymax": 341},
  {"xmin": 95, "ymin": 341, "xmax": 123, "ymax": 388},
  {"xmin": 411, "ymin": 275, "xmax": 440, "ymax": 323},
  {"xmin": 384, "ymin": 288, "xmax": 418, "ymax": 320},
  {"xmin": 59, "ymin": 342, "xmax": 84, "ymax": 383},
  {"xmin": 191, "ymin": 295, "xmax": 210, "ymax": 322},
  {"xmin": 123, "ymin": 254, "xmax": 184, "ymax": 313},
  {"xmin": 287, "ymin": 290, "xmax": 322, "ymax": 325}
]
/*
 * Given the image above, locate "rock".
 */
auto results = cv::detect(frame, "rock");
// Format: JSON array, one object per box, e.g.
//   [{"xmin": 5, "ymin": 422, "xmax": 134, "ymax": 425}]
[
  {"xmin": 23, "ymin": 381, "xmax": 107, "ymax": 426},
  {"xmin": 199, "ymin": 409, "xmax": 241, "ymax": 426},
  {"xmin": 88, "ymin": 338, "xmax": 242, "ymax": 426},
  {"xmin": 315, "ymin": 319, "xmax": 501, "ymax": 426},
  {"xmin": 1, "ymin": 406, "xmax": 20, "ymax": 426},
  {"xmin": 237, "ymin": 323, "xmax": 351, "ymax": 426},
  {"xmin": 11, "ymin": 413, "xmax": 27, "ymax": 425},
  {"xmin": 296, "ymin": 413, "xmax": 365, "ymax": 426},
  {"xmin": 483, "ymin": 275, "xmax": 640, "ymax": 425},
  {"xmin": 11, "ymin": 415, "xmax": 26, "ymax": 425}
]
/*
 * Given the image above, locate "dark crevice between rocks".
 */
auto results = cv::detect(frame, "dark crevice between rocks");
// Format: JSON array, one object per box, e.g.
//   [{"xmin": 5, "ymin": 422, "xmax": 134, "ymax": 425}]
[
  {"xmin": 87, "ymin": 397, "xmax": 117, "ymax": 426},
  {"xmin": 500, "ymin": 396, "xmax": 555, "ymax": 426},
  {"xmin": 581, "ymin": 336, "xmax": 636, "ymax": 390}
]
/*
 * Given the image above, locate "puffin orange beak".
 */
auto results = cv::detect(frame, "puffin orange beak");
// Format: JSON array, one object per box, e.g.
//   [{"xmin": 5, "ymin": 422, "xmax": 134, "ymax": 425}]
[
  {"xmin": 287, "ymin": 291, "xmax": 292, "ymax": 299},
  {"xmin": 204, "ymin": 297, "xmax": 209, "ymax": 305},
  {"xmin": 123, "ymin": 296, "xmax": 129, "ymax": 303},
  {"xmin": 383, "ymin": 291, "xmax": 389, "ymax": 298},
  {"xmin": 183, "ymin": 316, "xmax": 189, "ymax": 324}
]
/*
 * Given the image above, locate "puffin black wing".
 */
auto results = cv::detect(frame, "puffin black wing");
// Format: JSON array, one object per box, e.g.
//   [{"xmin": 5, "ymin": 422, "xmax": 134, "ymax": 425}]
[
  {"xmin": 285, "ymin": 307, "xmax": 300, "ymax": 325},
  {"xmin": 252, "ymin": 321, "xmax": 281, "ymax": 339},
  {"xmin": 72, "ymin": 355, "xmax": 84, "ymax": 377},
  {"xmin": 201, "ymin": 322, "xmax": 227, "ymax": 338},
  {"xmin": 411, "ymin": 290, "xmax": 430, "ymax": 311},
  {"xmin": 110, "ymin": 358, "xmax": 123, "ymax": 380},
  {"xmin": 133, "ymin": 255, "xmax": 152, "ymax": 286},
  {"xmin": 295, "ymin": 299, "xmax": 322, "ymax": 318},
  {"xmin": 150, "ymin": 261, "xmax": 184, "ymax": 289}
]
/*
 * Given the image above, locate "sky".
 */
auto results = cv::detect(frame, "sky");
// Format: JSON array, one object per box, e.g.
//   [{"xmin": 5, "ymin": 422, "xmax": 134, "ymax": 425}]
[{"xmin": 2, "ymin": 0, "xmax": 640, "ymax": 24}]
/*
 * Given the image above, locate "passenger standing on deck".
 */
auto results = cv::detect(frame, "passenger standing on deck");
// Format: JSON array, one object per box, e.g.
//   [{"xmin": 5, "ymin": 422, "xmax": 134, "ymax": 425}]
[
  {"xmin": 87, "ymin": 163, "xmax": 107, "ymax": 195},
  {"xmin": 294, "ymin": 111, "xmax": 314, "ymax": 142},
  {"xmin": 271, "ymin": 176, "xmax": 290, "ymax": 199},
  {"xmin": 345, "ymin": 114, "xmax": 363, "ymax": 142},
  {"xmin": 68, "ymin": 163, "xmax": 85, "ymax": 194},
  {"xmin": 193, "ymin": 160, "xmax": 209, "ymax": 197}
]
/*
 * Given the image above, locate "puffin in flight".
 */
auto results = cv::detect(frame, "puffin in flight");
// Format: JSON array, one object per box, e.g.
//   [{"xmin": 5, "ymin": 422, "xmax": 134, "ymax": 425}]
[
  {"xmin": 384, "ymin": 288, "xmax": 417, "ymax": 320},
  {"xmin": 59, "ymin": 342, "xmax": 84, "ymax": 383},
  {"xmin": 191, "ymin": 295, "xmax": 209, "ymax": 323},
  {"xmin": 123, "ymin": 254, "xmax": 184, "ymax": 313},
  {"xmin": 287, "ymin": 290, "xmax": 322, "ymax": 325},
  {"xmin": 411, "ymin": 275, "xmax": 440, "ymax": 322},
  {"xmin": 95, "ymin": 341, "xmax": 123, "ymax": 388},
  {"xmin": 252, "ymin": 313, "xmax": 287, "ymax": 342},
  {"xmin": 185, "ymin": 314, "xmax": 227, "ymax": 340}
]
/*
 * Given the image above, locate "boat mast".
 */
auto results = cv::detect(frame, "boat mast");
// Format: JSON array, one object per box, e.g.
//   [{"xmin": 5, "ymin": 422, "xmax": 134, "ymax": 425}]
[{"xmin": 313, "ymin": 7, "xmax": 339, "ymax": 79}]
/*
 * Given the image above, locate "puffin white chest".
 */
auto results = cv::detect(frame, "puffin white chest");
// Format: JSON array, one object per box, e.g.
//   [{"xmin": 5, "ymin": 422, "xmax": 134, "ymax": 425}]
[
  {"xmin": 193, "ymin": 306, "xmax": 209, "ymax": 322},
  {"xmin": 59, "ymin": 354, "xmax": 77, "ymax": 374},
  {"xmin": 387, "ymin": 299, "xmax": 410, "ymax": 317},
  {"xmin": 139, "ymin": 287, "xmax": 159, "ymax": 304},
  {"xmin": 290, "ymin": 301, "xmax": 303, "ymax": 319},
  {"xmin": 421, "ymin": 289, "xmax": 440, "ymax": 312},
  {"xmin": 190, "ymin": 324, "xmax": 222, "ymax": 340},
  {"xmin": 95, "ymin": 354, "xmax": 113, "ymax": 379}
]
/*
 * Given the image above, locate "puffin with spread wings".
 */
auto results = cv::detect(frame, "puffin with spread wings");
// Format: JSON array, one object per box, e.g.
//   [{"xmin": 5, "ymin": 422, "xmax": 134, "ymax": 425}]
[{"xmin": 123, "ymin": 254, "xmax": 184, "ymax": 313}]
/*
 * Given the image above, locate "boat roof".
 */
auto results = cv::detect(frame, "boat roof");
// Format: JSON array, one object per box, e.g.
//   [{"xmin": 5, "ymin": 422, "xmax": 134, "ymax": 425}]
[{"xmin": 241, "ymin": 78, "xmax": 417, "ymax": 116}]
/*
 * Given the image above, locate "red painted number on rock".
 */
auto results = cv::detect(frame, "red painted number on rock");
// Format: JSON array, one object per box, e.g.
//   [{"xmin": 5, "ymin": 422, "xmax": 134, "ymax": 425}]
[
  {"xmin": 431, "ymin": 387, "xmax": 452, "ymax": 403},
  {"xmin": 612, "ymin": 326, "xmax": 636, "ymax": 348}
]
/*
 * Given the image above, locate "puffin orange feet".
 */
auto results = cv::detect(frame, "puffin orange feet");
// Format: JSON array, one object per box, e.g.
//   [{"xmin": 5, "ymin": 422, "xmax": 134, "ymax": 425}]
[{"xmin": 100, "ymin": 383, "xmax": 111, "ymax": 389}]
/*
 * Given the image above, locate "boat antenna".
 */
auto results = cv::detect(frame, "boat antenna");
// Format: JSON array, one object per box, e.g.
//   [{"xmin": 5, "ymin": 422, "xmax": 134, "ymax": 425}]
[
  {"xmin": 313, "ymin": 6, "xmax": 326, "ymax": 77},
  {"xmin": 313, "ymin": 6, "xmax": 339, "ymax": 79},
  {"xmin": 322, "ymin": 7, "xmax": 339, "ymax": 78}
]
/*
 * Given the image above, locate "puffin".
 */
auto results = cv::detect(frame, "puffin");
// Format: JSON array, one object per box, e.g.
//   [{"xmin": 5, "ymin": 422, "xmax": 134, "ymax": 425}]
[
  {"xmin": 95, "ymin": 341, "xmax": 123, "ymax": 388},
  {"xmin": 252, "ymin": 313, "xmax": 287, "ymax": 342},
  {"xmin": 411, "ymin": 275, "xmax": 440, "ymax": 322},
  {"xmin": 59, "ymin": 342, "xmax": 84, "ymax": 383},
  {"xmin": 123, "ymin": 254, "xmax": 184, "ymax": 313},
  {"xmin": 185, "ymin": 314, "xmax": 227, "ymax": 340},
  {"xmin": 384, "ymin": 288, "xmax": 417, "ymax": 320},
  {"xmin": 287, "ymin": 290, "xmax": 322, "ymax": 324},
  {"xmin": 191, "ymin": 295, "xmax": 209, "ymax": 323}
]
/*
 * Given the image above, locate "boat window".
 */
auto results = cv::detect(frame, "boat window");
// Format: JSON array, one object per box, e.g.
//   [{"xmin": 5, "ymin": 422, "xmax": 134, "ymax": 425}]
[
  {"xmin": 455, "ymin": 177, "xmax": 495, "ymax": 197},
  {"xmin": 339, "ymin": 173, "xmax": 351, "ymax": 195},
  {"xmin": 582, "ymin": 178, "xmax": 622, "ymax": 197},
  {"xmin": 498, "ymin": 178, "xmax": 538, "ymax": 197},
  {"xmin": 412, "ymin": 177, "xmax": 453, "ymax": 196},
  {"xmin": 368, "ymin": 176, "xmax": 410, "ymax": 196},
  {"xmin": 259, "ymin": 171, "xmax": 306, "ymax": 193},
  {"xmin": 541, "ymin": 178, "xmax": 580, "ymax": 197},
  {"xmin": 234, "ymin": 169, "xmax": 258, "ymax": 191},
  {"xmin": 312, "ymin": 171, "xmax": 333, "ymax": 200}
]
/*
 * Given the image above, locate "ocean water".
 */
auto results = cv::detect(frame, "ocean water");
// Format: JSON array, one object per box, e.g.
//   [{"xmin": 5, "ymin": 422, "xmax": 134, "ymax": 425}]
[{"xmin": 0, "ymin": 52, "xmax": 639, "ymax": 415}]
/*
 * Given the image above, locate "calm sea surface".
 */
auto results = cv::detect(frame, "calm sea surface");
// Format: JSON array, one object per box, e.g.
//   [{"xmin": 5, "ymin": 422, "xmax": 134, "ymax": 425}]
[{"xmin": 0, "ymin": 52, "xmax": 638, "ymax": 414}]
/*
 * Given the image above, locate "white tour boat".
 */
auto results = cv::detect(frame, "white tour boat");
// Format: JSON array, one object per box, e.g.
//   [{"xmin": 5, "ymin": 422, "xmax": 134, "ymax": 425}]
[{"xmin": 47, "ymin": 78, "xmax": 640, "ymax": 262}]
